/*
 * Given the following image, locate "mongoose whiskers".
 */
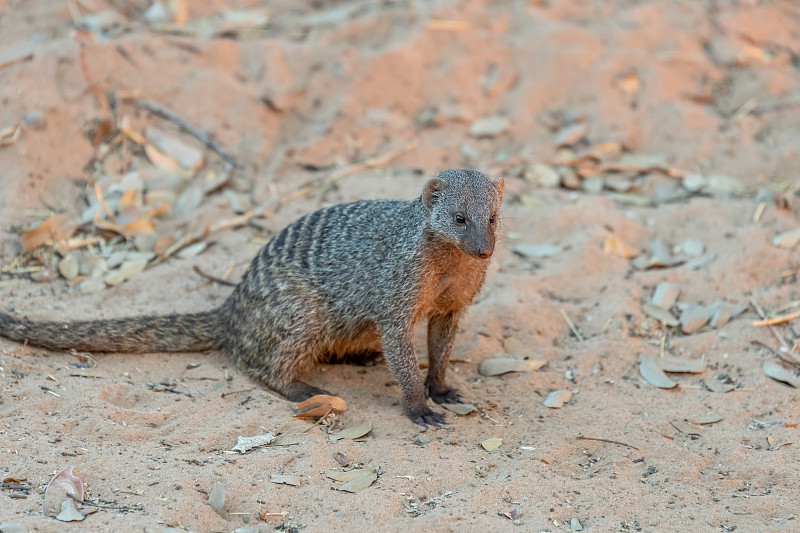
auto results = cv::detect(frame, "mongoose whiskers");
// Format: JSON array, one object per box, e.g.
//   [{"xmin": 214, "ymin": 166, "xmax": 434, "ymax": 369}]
[{"xmin": 0, "ymin": 168, "xmax": 504, "ymax": 426}]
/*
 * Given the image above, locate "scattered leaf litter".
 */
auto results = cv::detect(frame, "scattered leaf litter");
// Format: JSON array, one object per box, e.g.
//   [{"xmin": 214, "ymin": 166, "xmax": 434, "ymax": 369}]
[
  {"xmin": 479, "ymin": 358, "xmax": 547, "ymax": 377},
  {"xmin": 481, "ymin": 437, "xmax": 503, "ymax": 451},
  {"xmin": 329, "ymin": 421, "xmax": 372, "ymax": 441},
  {"xmin": 763, "ymin": 361, "xmax": 800, "ymax": 388},
  {"xmin": 542, "ymin": 390, "xmax": 573, "ymax": 408},
  {"xmin": 207, "ymin": 482, "xmax": 227, "ymax": 519},
  {"xmin": 231, "ymin": 433, "xmax": 276, "ymax": 454},
  {"xmin": 441, "ymin": 403, "xmax": 478, "ymax": 415},
  {"xmin": 325, "ymin": 469, "xmax": 378, "ymax": 493}
]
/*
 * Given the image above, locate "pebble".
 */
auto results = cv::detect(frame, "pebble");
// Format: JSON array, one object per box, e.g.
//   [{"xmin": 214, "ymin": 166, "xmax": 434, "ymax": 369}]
[
  {"xmin": 58, "ymin": 255, "xmax": 79, "ymax": 280},
  {"xmin": 680, "ymin": 239, "xmax": 705, "ymax": 257},
  {"xmin": 680, "ymin": 304, "xmax": 711, "ymax": 334},
  {"xmin": 581, "ymin": 176, "xmax": 604, "ymax": 194},
  {"xmin": 650, "ymin": 282, "xmax": 680, "ymax": 309},
  {"xmin": 525, "ymin": 163, "xmax": 560, "ymax": 187},
  {"xmin": 468, "ymin": 115, "xmax": 509, "ymax": 137},
  {"xmin": 23, "ymin": 110, "xmax": 45, "ymax": 130}
]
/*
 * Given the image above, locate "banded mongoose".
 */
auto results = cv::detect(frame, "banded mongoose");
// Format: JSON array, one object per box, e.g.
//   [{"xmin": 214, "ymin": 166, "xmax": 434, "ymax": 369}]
[{"xmin": 0, "ymin": 168, "xmax": 504, "ymax": 426}]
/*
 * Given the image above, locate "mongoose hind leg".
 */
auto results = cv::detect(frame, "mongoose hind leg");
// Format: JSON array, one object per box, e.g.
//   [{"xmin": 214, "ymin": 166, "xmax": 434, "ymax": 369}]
[
  {"xmin": 381, "ymin": 323, "xmax": 446, "ymax": 427},
  {"xmin": 424, "ymin": 312, "xmax": 464, "ymax": 404},
  {"xmin": 281, "ymin": 381, "xmax": 331, "ymax": 402}
]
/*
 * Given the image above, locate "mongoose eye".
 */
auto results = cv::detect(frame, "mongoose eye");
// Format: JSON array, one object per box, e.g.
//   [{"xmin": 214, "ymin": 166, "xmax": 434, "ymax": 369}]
[
  {"xmin": 454, "ymin": 214, "xmax": 466, "ymax": 225},
  {"xmin": 489, "ymin": 215, "xmax": 496, "ymax": 224}
]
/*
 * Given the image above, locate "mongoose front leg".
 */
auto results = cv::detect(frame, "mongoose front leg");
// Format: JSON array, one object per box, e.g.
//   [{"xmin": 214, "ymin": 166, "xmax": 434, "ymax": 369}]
[
  {"xmin": 425, "ymin": 311, "xmax": 463, "ymax": 404},
  {"xmin": 381, "ymin": 326, "xmax": 446, "ymax": 427}
]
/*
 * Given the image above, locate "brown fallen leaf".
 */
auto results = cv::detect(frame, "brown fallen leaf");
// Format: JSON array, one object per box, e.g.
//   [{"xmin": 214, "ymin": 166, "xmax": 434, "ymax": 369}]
[
  {"xmin": 21, "ymin": 214, "xmax": 78, "ymax": 251},
  {"xmin": 122, "ymin": 219, "xmax": 155, "ymax": 236},
  {"xmin": 603, "ymin": 233, "xmax": 639, "ymax": 258},
  {"xmin": 296, "ymin": 394, "xmax": 347, "ymax": 419}
]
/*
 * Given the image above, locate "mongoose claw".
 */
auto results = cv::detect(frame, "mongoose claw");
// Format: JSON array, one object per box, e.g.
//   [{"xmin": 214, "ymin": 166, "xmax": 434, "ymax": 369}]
[{"xmin": 410, "ymin": 408, "xmax": 447, "ymax": 428}]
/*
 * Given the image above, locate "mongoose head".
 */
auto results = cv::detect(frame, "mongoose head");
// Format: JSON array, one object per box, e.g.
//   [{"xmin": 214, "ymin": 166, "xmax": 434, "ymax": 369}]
[{"xmin": 422, "ymin": 169, "xmax": 505, "ymax": 259}]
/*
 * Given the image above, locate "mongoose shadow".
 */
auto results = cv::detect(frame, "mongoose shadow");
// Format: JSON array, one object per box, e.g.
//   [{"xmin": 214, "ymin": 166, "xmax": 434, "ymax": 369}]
[{"xmin": 0, "ymin": 168, "xmax": 504, "ymax": 426}]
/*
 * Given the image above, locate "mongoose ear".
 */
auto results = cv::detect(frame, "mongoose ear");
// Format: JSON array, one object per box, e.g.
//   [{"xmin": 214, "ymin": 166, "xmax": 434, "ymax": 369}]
[
  {"xmin": 423, "ymin": 177, "xmax": 448, "ymax": 209},
  {"xmin": 493, "ymin": 177, "xmax": 505, "ymax": 201}
]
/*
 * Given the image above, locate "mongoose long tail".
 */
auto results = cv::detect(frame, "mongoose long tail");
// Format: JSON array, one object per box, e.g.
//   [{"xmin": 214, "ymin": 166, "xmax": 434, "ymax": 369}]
[{"xmin": 0, "ymin": 309, "xmax": 223, "ymax": 353}]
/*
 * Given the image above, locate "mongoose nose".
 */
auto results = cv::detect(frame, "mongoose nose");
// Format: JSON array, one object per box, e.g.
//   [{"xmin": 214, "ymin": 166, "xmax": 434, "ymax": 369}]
[{"xmin": 478, "ymin": 248, "xmax": 493, "ymax": 259}]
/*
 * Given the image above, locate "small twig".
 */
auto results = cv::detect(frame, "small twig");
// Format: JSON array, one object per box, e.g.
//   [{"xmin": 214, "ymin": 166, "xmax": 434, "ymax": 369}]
[
  {"xmin": 131, "ymin": 99, "xmax": 243, "ymax": 168},
  {"xmin": 576, "ymin": 435, "xmax": 639, "ymax": 450},
  {"xmin": 193, "ymin": 266, "xmax": 237, "ymax": 287},
  {"xmin": 751, "ymin": 340, "xmax": 800, "ymax": 367},
  {"xmin": 285, "ymin": 139, "xmax": 419, "ymax": 202},
  {"xmin": 560, "ymin": 308, "xmax": 584, "ymax": 342},
  {"xmin": 753, "ymin": 311, "xmax": 800, "ymax": 327},
  {"xmin": 68, "ymin": 493, "xmax": 143, "ymax": 512},
  {"xmin": 302, "ymin": 407, "xmax": 335, "ymax": 433},
  {"xmin": 750, "ymin": 299, "xmax": 791, "ymax": 353},
  {"xmin": 0, "ymin": 53, "xmax": 34, "ymax": 71},
  {"xmin": 220, "ymin": 388, "xmax": 254, "ymax": 399}
]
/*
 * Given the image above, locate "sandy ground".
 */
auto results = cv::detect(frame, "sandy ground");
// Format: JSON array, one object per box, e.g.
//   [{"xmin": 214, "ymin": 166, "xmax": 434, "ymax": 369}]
[{"xmin": 2, "ymin": 1, "xmax": 800, "ymax": 531}]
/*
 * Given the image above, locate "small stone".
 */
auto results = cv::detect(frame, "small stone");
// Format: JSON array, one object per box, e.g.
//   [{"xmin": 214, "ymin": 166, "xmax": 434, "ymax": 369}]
[
  {"xmin": 524, "ymin": 163, "xmax": 560, "ymax": 187},
  {"xmin": 773, "ymin": 227, "xmax": 800, "ymax": 249},
  {"xmin": 581, "ymin": 176, "xmax": 604, "ymax": 194},
  {"xmin": 605, "ymin": 175, "xmax": 634, "ymax": 192},
  {"xmin": 558, "ymin": 166, "xmax": 580, "ymax": 189},
  {"xmin": 708, "ymin": 301, "xmax": 746, "ymax": 328},
  {"xmin": 468, "ymin": 115, "xmax": 509, "ymax": 137},
  {"xmin": 651, "ymin": 282, "xmax": 680, "ymax": 309},
  {"xmin": 681, "ymin": 173, "xmax": 707, "ymax": 192},
  {"xmin": 706, "ymin": 174, "xmax": 745, "ymax": 195},
  {"xmin": 0, "ymin": 522, "xmax": 28, "ymax": 533},
  {"xmin": 571, "ymin": 517, "xmax": 584, "ymax": 531},
  {"xmin": 680, "ymin": 239, "xmax": 705, "ymax": 257},
  {"xmin": 23, "ymin": 110, "xmax": 45, "ymax": 131},
  {"xmin": 78, "ymin": 278, "xmax": 106, "ymax": 294},
  {"xmin": 554, "ymin": 122, "xmax": 588, "ymax": 146},
  {"xmin": 652, "ymin": 182, "xmax": 688, "ymax": 203},
  {"xmin": 684, "ymin": 252, "xmax": 716, "ymax": 271},
  {"xmin": 680, "ymin": 304, "xmax": 711, "ymax": 334},
  {"xmin": 416, "ymin": 435, "xmax": 431, "ymax": 446},
  {"xmin": 58, "ymin": 255, "xmax": 79, "ymax": 280}
]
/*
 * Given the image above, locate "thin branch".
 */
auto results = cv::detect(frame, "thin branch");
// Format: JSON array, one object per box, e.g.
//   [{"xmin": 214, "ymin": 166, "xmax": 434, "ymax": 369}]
[
  {"xmin": 193, "ymin": 266, "xmax": 237, "ymax": 287},
  {"xmin": 130, "ymin": 99, "xmax": 243, "ymax": 168},
  {"xmin": 576, "ymin": 435, "xmax": 639, "ymax": 450}
]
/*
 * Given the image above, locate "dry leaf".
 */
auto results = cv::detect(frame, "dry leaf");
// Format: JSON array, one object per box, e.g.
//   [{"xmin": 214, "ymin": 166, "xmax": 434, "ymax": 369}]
[
  {"xmin": 231, "ymin": 433, "xmax": 275, "ymax": 453},
  {"xmin": 481, "ymin": 437, "xmax": 503, "ymax": 451},
  {"xmin": 640, "ymin": 304, "xmax": 680, "ymax": 327},
  {"xmin": 270, "ymin": 474, "xmax": 301, "ymax": 487},
  {"xmin": 542, "ymin": 390, "xmax": 572, "ymax": 408},
  {"xmin": 329, "ymin": 421, "xmax": 372, "ymax": 441},
  {"xmin": 703, "ymin": 377, "xmax": 735, "ymax": 393},
  {"xmin": 657, "ymin": 357, "xmax": 706, "ymax": 373},
  {"xmin": 773, "ymin": 227, "xmax": 800, "ymax": 249},
  {"xmin": 603, "ymin": 233, "xmax": 639, "ymax": 258},
  {"xmin": 55, "ymin": 499, "xmax": 85, "ymax": 522},
  {"xmin": 21, "ymin": 214, "xmax": 77, "ymax": 251},
  {"xmin": 325, "ymin": 469, "xmax": 378, "ymax": 493},
  {"xmin": 46, "ymin": 466, "xmax": 85, "ymax": 502},
  {"xmin": 638, "ymin": 354, "xmax": 677, "ymax": 389},
  {"xmin": 617, "ymin": 72, "xmax": 640, "ymax": 97},
  {"xmin": 122, "ymin": 219, "xmax": 155, "ymax": 236},
  {"xmin": 479, "ymin": 358, "xmax": 546, "ymax": 377},
  {"xmin": 671, "ymin": 420, "xmax": 704, "ymax": 436},
  {"xmin": 441, "ymin": 403, "xmax": 477, "ymax": 415},
  {"xmin": 145, "ymin": 143, "xmax": 180, "ymax": 170},
  {"xmin": 687, "ymin": 413, "xmax": 723, "ymax": 425},
  {"xmin": 763, "ymin": 361, "xmax": 800, "ymax": 388},
  {"xmin": 296, "ymin": 394, "xmax": 347, "ymax": 418},
  {"xmin": 207, "ymin": 482, "xmax": 227, "ymax": 519}
]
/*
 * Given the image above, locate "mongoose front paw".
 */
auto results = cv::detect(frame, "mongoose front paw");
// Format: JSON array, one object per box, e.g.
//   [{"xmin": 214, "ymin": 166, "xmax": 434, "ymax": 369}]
[{"xmin": 409, "ymin": 408, "xmax": 447, "ymax": 428}]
